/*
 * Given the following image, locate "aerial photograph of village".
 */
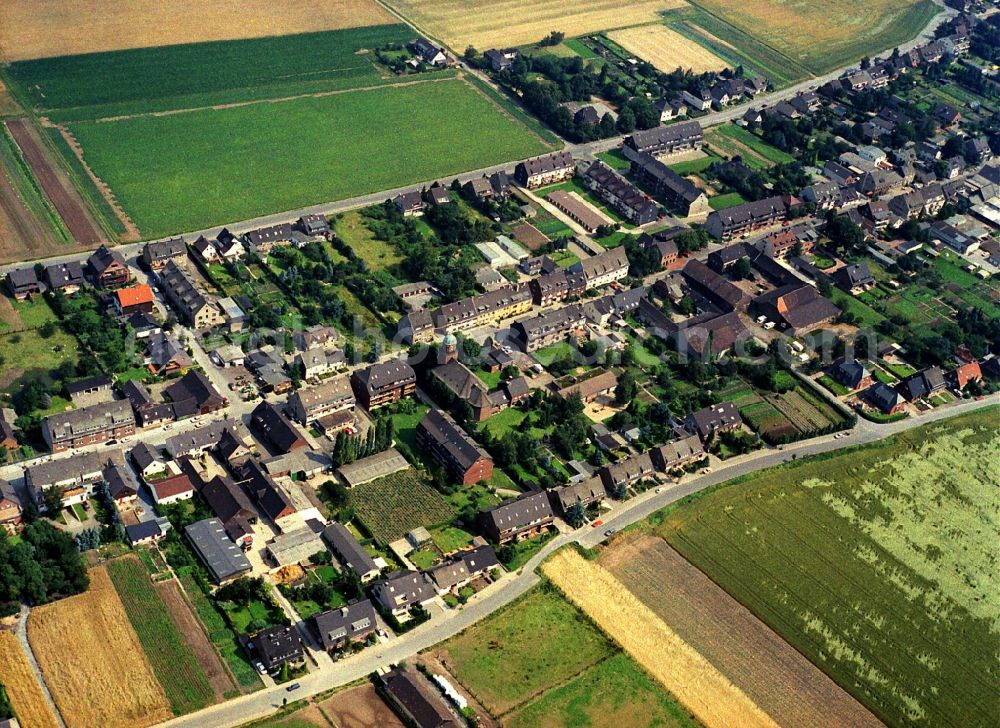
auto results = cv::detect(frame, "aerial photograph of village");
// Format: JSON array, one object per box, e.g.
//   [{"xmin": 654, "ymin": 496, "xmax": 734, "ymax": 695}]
[{"xmin": 0, "ymin": 0, "xmax": 996, "ymax": 727}]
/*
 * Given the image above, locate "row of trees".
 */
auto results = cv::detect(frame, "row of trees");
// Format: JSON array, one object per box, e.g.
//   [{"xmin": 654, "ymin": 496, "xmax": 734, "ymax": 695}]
[
  {"xmin": 0, "ymin": 521, "xmax": 89, "ymax": 614},
  {"xmin": 330, "ymin": 417, "xmax": 395, "ymax": 468}
]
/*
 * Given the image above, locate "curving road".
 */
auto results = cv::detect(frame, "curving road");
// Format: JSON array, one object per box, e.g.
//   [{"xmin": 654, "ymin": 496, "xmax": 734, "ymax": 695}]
[{"xmin": 154, "ymin": 393, "xmax": 997, "ymax": 728}]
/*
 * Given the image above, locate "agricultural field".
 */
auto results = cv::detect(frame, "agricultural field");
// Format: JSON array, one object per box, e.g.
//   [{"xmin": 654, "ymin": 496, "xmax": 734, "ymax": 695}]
[
  {"xmin": 504, "ymin": 652, "xmax": 699, "ymax": 728},
  {"xmin": 349, "ymin": 469, "xmax": 455, "ymax": 545},
  {"xmin": 0, "ymin": 0, "xmax": 394, "ymax": 60},
  {"xmin": 385, "ymin": 0, "xmax": 687, "ymax": 50},
  {"xmin": 106, "ymin": 556, "xmax": 215, "ymax": 715},
  {"xmin": 7, "ymin": 26, "xmax": 418, "ymax": 121},
  {"xmin": 607, "ymin": 24, "xmax": 728, "ymax": 73},
  {"xmin": 0, "ymin": 630, "xmax": 60, "ymax": 728},
  {"xmin": 601, "ymin": 535, "xmax": 883, "ymax": 727},
  {"xmin": 319, "ymin": 684, "xmax": 406, "ymax": 728},
  {"xmin": 436, "ymin": 585, "xmax": 614, "ymax": 716},
  {"xmin": 705, "ymin": 124, "xmax": 793, "ymax": 170},
  {"xmin": 65, "ymin": 77, "xmax": 549, "ymax": 237},
  {"xmin": 543, "ymin": 548, "xmax": 777, "ymax": 728},
  {"xmin": 657, "ymin": 407, "xmax": 1000, "ymax": 728},
  {"xmin": 716, "ymin": 379, "xmax": 848, "ymax": 442},
  {"xmin": 689, "ymin": 0, "xmax": 939, "ymax": 75},
  {"xmin": 27, "ymin": 566, "xmax": 172, "ymax": 728}
]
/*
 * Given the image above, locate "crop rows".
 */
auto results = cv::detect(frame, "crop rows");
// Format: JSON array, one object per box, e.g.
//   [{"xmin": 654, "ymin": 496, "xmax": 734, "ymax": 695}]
[
  {"xmin": 350, "ymin": 469, "xmax": 455, "ymax": 544},
  {"xmin": 106, "ymin": 557, "xmax": 213, "ymax": 715}
]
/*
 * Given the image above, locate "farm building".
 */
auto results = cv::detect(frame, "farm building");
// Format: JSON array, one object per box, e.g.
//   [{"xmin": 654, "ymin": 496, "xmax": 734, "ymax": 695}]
[
  {"xmin": 186, "ymin": 518, "xmax": 253, "ymax": 584},
  {"xmin": 322, "ymin": 522, "xmax": 380, "ymax": 582},
  {"xmin": 264, "ymin": 528, "xmax": 327, "ymax": 569},
  {"xmin": 337, "ymin": 448, "xmax": 411, "ymax": 489}
]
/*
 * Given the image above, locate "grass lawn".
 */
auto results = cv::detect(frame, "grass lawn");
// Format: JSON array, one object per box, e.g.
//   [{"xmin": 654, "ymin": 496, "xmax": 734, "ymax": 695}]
[
  {"xmin": 597, "ymin": 149, "xmax": 632, "ymax": 170},
  {"xmin": 0, "ymin": 328, "xmax": 79, "ymax": 393},
  {"xmin": 831, "ymin": 289, "xmax": 886, "ymax": 328},
  {"xmin": 334, "ymin": 210, "xmax": 403, "ymax": 272},
  {"xmin": 505, "ymin": 652, "xmax": 698, "ymax": 728},
  {"xmin": 713, "ymin": 124, "xmax": 794, "ymax": 165},
  {"xmin": 818, "ymin": 375, "xmax": 850, "ymax": 397},
  {"xmin": 10, "ymin": 297, "xmax": 59, "ymax": 329},
  {"xmin": 548, "ymin": 249, "xmax": 580, "ymax": 268},
  {"xmin": 530, "ymin": 210, "xmax": 574, "ymax": 239},
  {"xmin": 533, "ymin": 340, "xmax": 574, "ymax": 367},
  {"xmin": 409, "ymin": 548, "xmax": 439, "ymax": 569},
  {"xmin": 68, "ymin": 78, "xmax": 550, "ymax": 237},
  {"xmin": 431, "ymin": 525, "xmax": 475, "ymax": 554},
  {"xmin": 668, "ymin": 151, "xmax": 722, "ymax": 175},
  {"xmin": 656, "ymin": 407, "xmax": 1000, "ymax": 728},
  {"xmin": 442, "ymin": 584, "xmax": 614, "ymax": 716},
  {"xmin": 708, "ymin": 191, "xmax": 747, "ymax": 210},
  {"xmin": 490, "ymin": 467, "xmax": 519, "ymax": 491},
  {"xmin": 446, "ymin": 483, "xmax": 503, "ymax": 513},
  {"xmin": 390, "ymin": 403, "xmax": 430, "ymax": 459}
]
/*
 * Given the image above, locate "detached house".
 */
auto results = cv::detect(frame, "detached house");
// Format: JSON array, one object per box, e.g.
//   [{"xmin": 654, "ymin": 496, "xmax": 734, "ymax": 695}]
[
  {"xmin": 686, "ymin": 401, "xmax": 742, "ymax": 442},
  {"xmin": 832, "ymin": 262, "xmax": 875, "ymax": 294},
  {"xmin": 142, "ymin": 237, "xmax": 187, "ymax": 271},
  {"xmin": 310, "ymin": 600, "xmax": 378, "ymax": 651},
  {"xmin": 5, "ymin": 267, "xmax": 44, "ymax": 301},
  {"xmin": 371, "ymin": 570, "xmax": 437, "ymax": 617},
  {"xmin": 481, "ymin": 491, "xmax": 555, "ymax": 544},
  {"xmin": 87, "ymin": 245, "xmax": 130, "ymax": 287}
]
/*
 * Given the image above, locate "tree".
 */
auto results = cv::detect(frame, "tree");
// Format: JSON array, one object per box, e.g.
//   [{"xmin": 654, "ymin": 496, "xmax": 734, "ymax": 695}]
[
  {"xmin": 565, "ymin": 501, "xmax": 586, "ymax": 528},
  {"xmin": 614, "ymin": 370, "xmax": 639, "ymax": 406},
  {"xmin": 42, "ymin": 485, "xmax": 65, "ymax": 516},
  {"xmin": 732, "ymin": 257, "xmax": 753, "ymax": 280}
]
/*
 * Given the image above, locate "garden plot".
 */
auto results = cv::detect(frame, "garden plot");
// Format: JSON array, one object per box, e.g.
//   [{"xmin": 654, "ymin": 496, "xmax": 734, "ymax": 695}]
[{"xmin": 349, "ymin": 469, "xmax": 455, "ymax": 545}]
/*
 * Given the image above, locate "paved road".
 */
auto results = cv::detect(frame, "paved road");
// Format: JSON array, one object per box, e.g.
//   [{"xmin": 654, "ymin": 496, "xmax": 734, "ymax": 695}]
[
  {"xmin": 155, "ymin": 393, "xmax": 997, "ymax": 728},
  {"xmin": 0, "ymin": 1, "xmax": 956, "ymax": 277}
]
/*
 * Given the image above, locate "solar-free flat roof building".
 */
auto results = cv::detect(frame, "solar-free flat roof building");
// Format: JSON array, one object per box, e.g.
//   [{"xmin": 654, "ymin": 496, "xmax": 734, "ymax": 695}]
[
  {"xmin": 185, "ymin": 518, "xmax": 253, "ymax": 584},
  {"xmin": 337, "ymin": 448, "xmax": 410, "ymax": 488}
]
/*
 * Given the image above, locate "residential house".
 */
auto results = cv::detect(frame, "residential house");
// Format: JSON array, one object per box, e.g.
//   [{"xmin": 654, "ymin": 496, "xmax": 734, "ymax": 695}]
[
  {"xmin": 832, "ymin": 262, "xmax": 875, "ymax": 294},
  {"xmin": 243, "ymin": 625, "xmax": 303, "ymax": 673},
  {"xmin": 146, "ymin": 332, "xmax": 193, "ymax": 375},
  {"xmin": 296, "ymin": 346, "xmax": 343, "ymax": 380},
  {"xmin": 397, "ymin": 309, "xmax": 435, "ymax": 345},
  {"xmin": 681, "ymin": 259, "xmax": 749, "ymax": 312},
  {"xmin": 103, "ymin": 459, "xmax": 138, "ymax": 503},
  {"xmin": 185, "ymin": 518, "xmax": 253, "ymax": 584},
  {"xmin": 549, "ymin": 477, "xmax": 607, "ymax": 518},
  {"xmin": 44, "ymin": 260, "xmax": 86, "ymax": 294},
  {"xmin": 484, "ymin": 48, "xmax": 518, "ymax": 72},
  {"xmin": 681, "ymin": 88, "xmax": 713, "ymax": 112},
  {"xmin": 164, "ymin": 370, "xmax": 227, "ymax": 415},
  {"xmin": 150, "ymin": 473, "xmax": 196, "ymax": 506},
  {"xmin": 87, "ymin": 245, "xmax": 130, "ymax": 287},
  {"xmin": 855, "ymin": 168, "xmax": 904, "ymax": 197},
  {"xmin": 158, "ymin": 260, "xmax": 224, "ymax": 329},
  {"xmin": 351, "ymin": 359, "xmax": 416, "ymax": 410},
  {"xmin": 243, "ymin": 223, "xmax": 294, "ymax": 254},
  {"xmin": 650, "ymin": 433, "xmax": 705, "ymax": 471},
  {"xmin": 705, "ymin": 196, "xmax": 789, "ymax": 241},
  {"xmin": 864, "ymin": 382, "xmax": 905, "ymax": 414},
  {"xmin": 322, "ymin": 522, "xmax": 380, "ymax": 581},
  {"xmin": 201, "ymin": 475, "xmax": 257, "ymax": 547},
  {"xmin": 481, "ymin": 491, "xmax": 555, "ymax": 543},
  {"xmin": 191, "ymin": 236, "xmax": 218, "ymax": 263},
  {"xmin": 126, "ymin": 519, "xmax": 171, "ymax": 547},
  {"xmin": 622, "ymin": 120, "xmax": 703, "ymax": 161},
  {"xmin": 234, "ymin": 459, "xmax": 296, "ymax": 526},
  {"xmin": 310, "ymin": 600, "xmax": 378, "ymax": 651},
  {"xmin": 951, "ymin": 361, "xmax": 982, "ymax": 390},
  {"xmin": 409, "ymin": 37, "xmax": 447, "ymax": 66},
  {"xmin": 0, "ymin": 481, "xmax": 22, "ymax": 535},
  {"xmin": 571, "ymin": 246, "xmax": 630, "ymax": 290},
  {"xmin": 431, "ymin": 361, "xmax": 494, "ymax": 421},
  {"xmin": 555, "ymin": 369, "xmax": 618, "ymax": 403},
  {"xmin": 630, "ymin": 152, "xmax": 711, "ymax": 217},
  {"xmin": 130, "ymin": 442, "xmax": 165, "ymax": 480},
  {"xmin": 42, "ymin": 399, "xmax": 135, "ymax": 452},
  {"xmin": 5, "ymin": 267, "xmax": 43, "ymax": 300},
  {"xmin": 599, "ymin": 451, "xmax": 656, "ymax": 492},
  {"xmin": 142, "ymin": 238, "xmax": 187, "ymax": 271},
  {"xmin": 371, "ymin": 571, "xmax": 437, "ymax": 617},
  {"xmin": 250, "ymin": 401, "xmax": 306, "ymax": 454},
  {"xmin": 581, "ymin": 161, "xmax": 659, "ymax": 225},
  {"xmin": 381, "ymin": 668, "xmax": 460, "ymax": 728},
  {"xmin": 416, "ymin": 409, "xmax": 494, "ymax": 485},
  {"xmin": 654, "ymin": 97, "xmax": 687, "ymax": 122},
  {"xmin": 0, "ymin": 409, "xmax": 20, "ymax": 451},
  {"xmin": 113, "ymin": 283, "xmax": 155, "ymax": 316},
  {"xmin": 751, "ymin": 284, "xmax": 841, "ymax": 335},
  {"xmin": 889, "ymin": 184, "xmax": 946, "ymax": 219},
  {"xmin": 510, "ymin": 304, "xmax": 584, "ymax": 352},
  {"xmin": 431, "ymin": 283, "xmax": 533, "ymax": 331},
  {"xmin": 24, "ymin": 450, "xmax": 109, "ymax": 509},
  {"xmin": 514, "ymin": 151, "xmax": 575, "ymax": 188},
  {"xmin": 830, "ymin": 358, "xmax": 873, "ymax": 390},
  {"xmin": 686, "ymin": 401, "xmax": 742, "ymax": 442},
  {"xmin": 394, "ymin": 190, "xmax": 426, "ymax": 216}
]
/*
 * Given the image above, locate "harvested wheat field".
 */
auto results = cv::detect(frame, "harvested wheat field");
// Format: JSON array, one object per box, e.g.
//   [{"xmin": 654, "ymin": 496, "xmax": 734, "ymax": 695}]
[
  {"xmin": 0, "ymin": 0, "xmax": 394, "ymax": 60},
  {"xmin": 608, "ymin": 25, "xmax": 728, "ymax": 73},
  {"xmin": 320, "ymin": 684, "xmax": 407, "ymax": 728},
  {"xmin": 385, "ymin": 0, "xmax": 687, "ymax": 50},
  {"xmin": 27, "ymin": 566, "xmax": 171, "ymax": 728},
  {"xmin": 601, "ymin": 535, "xmax": 885, "ymax": 728},
  {"xmin": 0, "ymin": 631, "xmax": 61, "ymax": 728},
  {"xmin": 542, "ymin": 547, "xmax": 778, "ymax": 728}
]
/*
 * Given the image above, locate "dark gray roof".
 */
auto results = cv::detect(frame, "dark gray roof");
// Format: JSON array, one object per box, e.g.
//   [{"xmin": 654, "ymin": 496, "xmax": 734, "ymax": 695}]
[
  {"xmin": 322, "ymin": 522, "xmax": 378, "ymax": 577},
  {"xmin": 185, "ymin": 518, "xmax": 252, "ymax": 582},
  {"xmin": 311, "ymin": 599, "xmax": 378, "ymax": 649},
  {"xmin": 418, "ymin": 409, "xmax": 491, "ymax": 472},
  {"xmin": 482, "ymin": 490, "xmax": 554, "ymax": 533}
]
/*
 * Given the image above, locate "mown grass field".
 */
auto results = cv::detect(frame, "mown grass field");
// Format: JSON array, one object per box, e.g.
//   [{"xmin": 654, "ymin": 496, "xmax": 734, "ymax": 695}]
[
  {"xmin": 106, "ymin": 557, "xmax": 214, "ymax": 715},
  {"xmin": 6, "ymin": 26, "xmax": 416, "ymax": 120},
  {"xmin": 688, "ymin": 0, "xmax": 939, "ymax": 75},
  {"xmin": 505, "ymin": 652, "xmax": 700, "ymax": 728},
  {"xmin": 67, "ymin": 77, "xmax": 549, "ymax": 237},
  {"xmin": 438, "ymin": 585, "xmax": 615, "ymax": 716},
  {"xmin": 656, "ymin": 407, "xmax": 1000, "ymax": 728},
  {"xmin": 350, "ymin": 469, "xmax": 455, "ymax": 545},
  {"xmin": 608, "ymin": 24, "xmax": 728, "ymax": 73}
]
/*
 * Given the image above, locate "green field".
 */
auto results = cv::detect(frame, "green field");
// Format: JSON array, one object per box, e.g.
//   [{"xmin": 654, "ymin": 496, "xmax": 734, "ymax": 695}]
[
  {"xmin": 6, "ymin": 26, "xmax": 417, "ymax": 121},
  {"xmin": 68, "ymin": 78, "xmax": 549, "ymax": 237},
  {"xmin": 707, "ymin": 192, "xmax": 747, "ymax": 210},
  {"xmin": 656, "ymin": 407, "xmax": 1000, "ymax": 728},
  {"xmin": 350, "ymin": 469, "xmax": 455, "ymax": 545},
  {"xmin": 106, "ymin": 557, "xmax": 213, "ymax": 715},
  {"xmin": 441, "ymin": 585, "xmax": 615, "ymax": 716},
  {"xmin": 712, "ymin": 124, "xmax": 794, "ymax": 165},
  {"xmin": 505, "ymin": 653, "xmax": 698, "ymax": 728},
  {"xmin": 334, "ymin": 210, "xmax": 403, "ymax": 272}
]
